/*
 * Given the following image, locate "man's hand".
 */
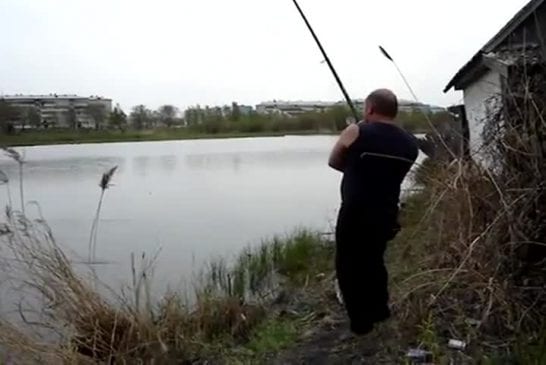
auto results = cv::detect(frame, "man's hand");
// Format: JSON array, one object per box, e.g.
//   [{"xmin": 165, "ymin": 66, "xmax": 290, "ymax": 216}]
[{"xmin": 328, "ymin": 124, "xmax": 359, "ymax": 172}]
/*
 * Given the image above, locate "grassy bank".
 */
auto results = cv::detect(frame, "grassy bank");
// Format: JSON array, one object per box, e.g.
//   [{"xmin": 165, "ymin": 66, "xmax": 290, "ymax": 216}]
[
  {"xmin": 0, "ymin": 218, "xmax": 334, "ymax": 363},
  {"xmin": 0, "ymin": 112, "xmax": 544, "ymax": 363},
  {"xmin": 0, "ymin": 128, "xmax": 335, "ymax": 147},
  {"xmin": 1, "ymin": 189, "xmax": 543, "ymax": 363}
]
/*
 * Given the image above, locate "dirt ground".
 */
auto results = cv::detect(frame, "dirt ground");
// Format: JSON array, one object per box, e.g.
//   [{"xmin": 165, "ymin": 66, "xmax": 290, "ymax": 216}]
[
  {"xmin": 269, "ymin": 314, "xmax": 393, "ymax": 364},
  {"xmin": 264, "ymin": 280, "xmax": 405, "ymax": 365}
]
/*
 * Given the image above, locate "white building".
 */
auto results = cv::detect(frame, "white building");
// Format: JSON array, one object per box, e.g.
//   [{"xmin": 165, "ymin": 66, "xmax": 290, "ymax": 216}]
[
  {"xmin": 256, "ymin": 99, "xmax": 445, "ymax": 118},
  {"xmin": 238, "ymin": 105, "xmax": 253, "ymax": 116},
  {"xmin": 255, "ymin": 100, "xmax": 336, "ymax": 117},
  {"xmin": 1, "ymin": 94, "xmax": 112, "ymax": 129},
  {"xmin": 443, "ymin": 0, "xmax": 545, "ymax": 155},
  {"xmin": 354, "ymin": 99, "xmax": 446, "ymax": 115}
]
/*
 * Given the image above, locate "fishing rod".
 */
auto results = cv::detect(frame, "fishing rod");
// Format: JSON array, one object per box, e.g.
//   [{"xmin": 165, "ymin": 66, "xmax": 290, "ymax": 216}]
[
  {"xmin": 378, "ymin": 46, "xmax": 421, "ymax": 105},
  {"xmin": 378, "ymin": 45, "xmax": 435, "ymax": 128},
  {"xmin": 379, "ymin": 45, "xmax": 455, "ymax": 157},
  {"xmin": 291, "ymin": 0, "xmax": 360, "ymax": 123},
  {"xmin": 292, "ymin": 0, "xmax": 452, "ymax": 157}
]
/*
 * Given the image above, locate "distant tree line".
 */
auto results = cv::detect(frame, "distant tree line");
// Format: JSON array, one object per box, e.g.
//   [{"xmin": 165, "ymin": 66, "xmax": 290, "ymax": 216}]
[
  {"xmin": 0, "ymin": 100, "xmax": 22, "ymax": 133},
  {"xmin": 0, "ymin": 101, "xmax": 179, "ymax": 134},
  {"xmin": 179, "ymin": 103, "xmax": 451, "ymax": 135},
  {"xmin": 0, "ymin": 99, "xmax": 450, "ymax": 135},
  {"xmin": 127, "ymin": 104, "xmax": 181, "ymax": 130}
]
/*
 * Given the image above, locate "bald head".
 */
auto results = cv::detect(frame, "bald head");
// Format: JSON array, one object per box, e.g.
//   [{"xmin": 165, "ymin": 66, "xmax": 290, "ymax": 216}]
[{"xmin": 364, "ymin": 89, "xmax": 398, "ymax": 120}]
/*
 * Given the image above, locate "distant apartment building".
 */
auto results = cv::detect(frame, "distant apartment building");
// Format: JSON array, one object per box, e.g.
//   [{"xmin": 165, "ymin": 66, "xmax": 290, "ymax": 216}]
[
  {"xmin": 1, "ymin": 94, "xmax": 112, "ymax": 128},
  {"xmin": 256, "ymin": 99, "xmax": 446, "ymax": 117},
  {"xmin": 255, "ymin": 101, "xmax": 335, "ymax": 117},
  {"xmin": 352, "ymin": 99, "xmax": 446, "ymax": 114},
  {"xmin": 398, "ymin": 101, "xmax": 446, "ymax": 114},
  {"xmin": 238, "ymin": 105, "xmax": 253, "ymax": 116},
  {"xmin": 222, "ymin": 103, "xmax": 254, "ymax": 118}
]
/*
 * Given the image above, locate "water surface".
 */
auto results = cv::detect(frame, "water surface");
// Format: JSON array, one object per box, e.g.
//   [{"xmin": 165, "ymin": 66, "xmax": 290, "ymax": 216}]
[{"xmin": 0, "ymin": 135, "xmax": 423, "ymax": 294}]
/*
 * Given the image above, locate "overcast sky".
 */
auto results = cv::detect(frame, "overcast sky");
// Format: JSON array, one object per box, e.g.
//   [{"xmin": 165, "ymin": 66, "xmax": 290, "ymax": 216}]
[{"xmin": 0, "ymin": 0, "xmax": 530, "ymax": 111}]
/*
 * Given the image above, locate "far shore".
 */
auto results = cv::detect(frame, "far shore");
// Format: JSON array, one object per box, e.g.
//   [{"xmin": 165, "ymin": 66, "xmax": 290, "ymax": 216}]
[
  {"xmin": 0, "ymin": 127, "xmax": 429, "ymax": 148},
  {"xmin": 0, "ymin": 129, "xmax": 339, "ymax": 148}
]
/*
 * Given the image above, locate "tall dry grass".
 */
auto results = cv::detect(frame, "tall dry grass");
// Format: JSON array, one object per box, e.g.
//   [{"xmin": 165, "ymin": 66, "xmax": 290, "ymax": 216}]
[
  {"xmin": 1, "ymin": 147, "xmax": 24, "ymax": 213},
  {"xmin": 393, "ymin": 58, "xmax": 545, "ymax": 358},
  {"xmin": 0, "ymin": 188, "xmax": 331, "ymax": 364},
  {"xmin": 88, "ymin": 166, "xmax": 117, "ymax": 263},
  {"xmin": 3, "ymin": 61, "xmax": 544, "ymax": 362}
]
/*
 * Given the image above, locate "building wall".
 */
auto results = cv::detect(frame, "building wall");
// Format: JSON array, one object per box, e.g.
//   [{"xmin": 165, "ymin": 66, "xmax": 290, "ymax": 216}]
[
  {"xmin": 462, "ymin": 69, "xmax": 503, "ymax": 155},
  {"xmin": 255, "ymin": 101, "xmax": 329, "ymax": 117},
  {"xmin": 2, "ymin": 95, "xmax": 112, "ymax": 128},
  {"xmin": 238, "ymin": 105, "xmax": 253, "ymax": 115},
  {"xmin": 256, "ymin": 100, "xmax": 445, "ymax": 117}
]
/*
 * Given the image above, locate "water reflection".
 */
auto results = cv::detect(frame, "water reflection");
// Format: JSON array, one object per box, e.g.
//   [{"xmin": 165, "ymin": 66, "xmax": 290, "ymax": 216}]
[
  {"xmin": 0, "ymin": 157, "xmax": 124, "ymax": 180},
  {"xmin": 184, "ymin": 150, "xmax": 327, "ymax": 171},
  {"xmin": 159, "ymin": 155, "xmax": 178, "ymax": 175},
  {"xmin": 232, "ymin": 155, "xmax": 241, "ymax": 172},
  {"xmin": 133, "ymin": 156, "xmax": 150, "ymax": 177}
]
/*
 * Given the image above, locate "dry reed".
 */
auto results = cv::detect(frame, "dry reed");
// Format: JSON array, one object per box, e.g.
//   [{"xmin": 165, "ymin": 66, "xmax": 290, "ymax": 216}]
[
  {"xmin": 393, "ymin": 57, "xmax": 545, "ymax": 358},
  {"xmin": 0, "ymin": 194, "xmax": 330, "ymax": 364}
]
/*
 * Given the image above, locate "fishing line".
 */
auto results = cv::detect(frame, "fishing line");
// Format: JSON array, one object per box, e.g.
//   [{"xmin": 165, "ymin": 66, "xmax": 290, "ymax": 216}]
[
  {"xmin": 291, "ymin": 1, "xmax": 443, "ymax": 159},
  {"xmin": 378, "ymin": 45, "xmax": 457, "ymax": 158}
]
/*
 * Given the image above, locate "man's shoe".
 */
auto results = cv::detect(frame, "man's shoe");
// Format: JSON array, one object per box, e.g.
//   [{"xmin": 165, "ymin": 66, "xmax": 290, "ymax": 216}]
[
  {"xmin": 374, "ymin": 307, "xmax": 391, "ymax": 323},
  {"xmin": 350, "ymin": 322, "xmax": 374, "ymax": 336}
]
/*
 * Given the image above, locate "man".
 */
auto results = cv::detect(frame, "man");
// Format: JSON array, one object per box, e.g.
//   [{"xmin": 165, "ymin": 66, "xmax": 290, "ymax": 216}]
[{"xmin": 328, "ymin": 88, "xmax": 419, "ymax": 335}]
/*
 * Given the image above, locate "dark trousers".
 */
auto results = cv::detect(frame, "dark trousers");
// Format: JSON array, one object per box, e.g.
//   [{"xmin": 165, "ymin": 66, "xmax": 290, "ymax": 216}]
[{"xmin": 335, "ymin": 204, "xmax": 398, "ymax": 334}]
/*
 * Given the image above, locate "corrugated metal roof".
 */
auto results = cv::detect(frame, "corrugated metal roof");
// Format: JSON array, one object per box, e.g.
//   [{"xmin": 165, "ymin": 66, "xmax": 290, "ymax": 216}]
[
  {"xmin": 488, "ymin": 44, "xmax": 544, "ymax": 65},
  {"xmin": 444, "ymin": 0, "xmax": 545, "ymax": 92}
]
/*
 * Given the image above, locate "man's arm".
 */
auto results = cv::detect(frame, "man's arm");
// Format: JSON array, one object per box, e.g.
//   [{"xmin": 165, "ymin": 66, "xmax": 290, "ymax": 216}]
[{"xmin": 328, "ymin": 124, "xmax": 359, "ymax": 172}]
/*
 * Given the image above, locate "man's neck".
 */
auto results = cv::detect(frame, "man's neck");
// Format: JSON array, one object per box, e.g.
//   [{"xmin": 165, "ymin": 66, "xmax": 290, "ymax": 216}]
[{"xmin": 366, "ymin": 116, "xmax": 396, "ymax": 125}]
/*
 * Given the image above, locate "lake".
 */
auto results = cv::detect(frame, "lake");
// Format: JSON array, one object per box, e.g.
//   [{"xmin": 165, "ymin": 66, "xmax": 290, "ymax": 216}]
[{"xmin": 0, "ymin": 135, "xmax": 423, "ymax": 296}]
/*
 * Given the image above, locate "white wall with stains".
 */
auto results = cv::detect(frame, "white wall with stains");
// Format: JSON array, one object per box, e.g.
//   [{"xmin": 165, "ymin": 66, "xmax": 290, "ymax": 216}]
[{"xmin": 462, "ymin": 69, "xmax": 503, "ymax": 156}]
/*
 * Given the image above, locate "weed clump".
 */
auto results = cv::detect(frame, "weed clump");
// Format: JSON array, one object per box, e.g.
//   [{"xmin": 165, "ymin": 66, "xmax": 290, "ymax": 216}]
[
  {"xmin": 0, "ymin": 200, "xmax": 332, "ymax": 364},
  {"xmin": 393, "ymin": 60, "xmax": 546, "ymax": 360}
]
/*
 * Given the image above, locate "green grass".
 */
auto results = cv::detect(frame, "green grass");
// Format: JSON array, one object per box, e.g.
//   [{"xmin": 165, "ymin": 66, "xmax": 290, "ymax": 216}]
[
  {"xmin": 0, "ymin": 224, "xmax": 333, "ymax": 363},
  {"xmin": 244, "ymin": 319, "xmax": 298, "ymax": 356},
  {"xmin": 510, "ymin": 330, "xmax": 546, "ymax": 365},
  {"xmin": 0, "ymin": 128, "xmax": 335, "ymax": 147},
  {"xmin": 481, "ymin": 336, "xmax": 546, "ymax": 365},
  {"xmin": 222, "ymin": 318, "xmax": 300, "ymax": 364},
  {"xmin": 204, "ymin": 229, "xmax": 334, "ymax": 300}
]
